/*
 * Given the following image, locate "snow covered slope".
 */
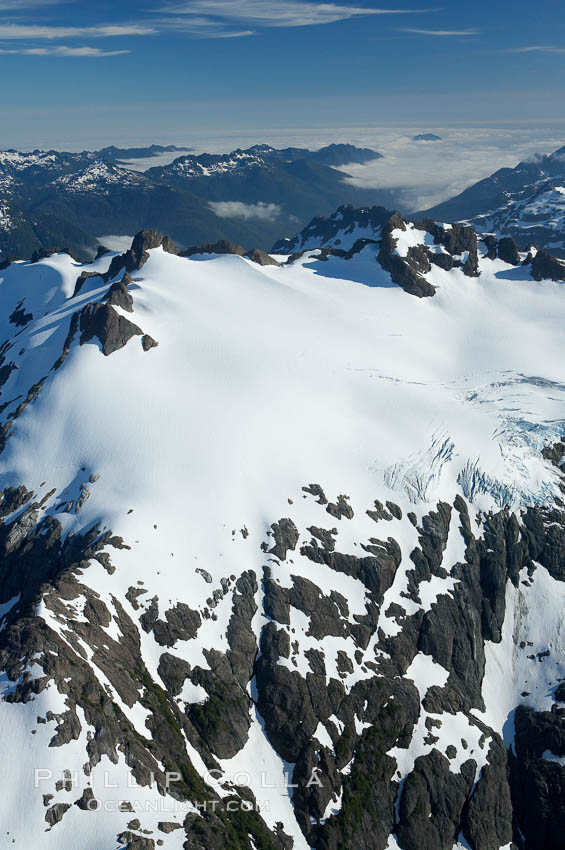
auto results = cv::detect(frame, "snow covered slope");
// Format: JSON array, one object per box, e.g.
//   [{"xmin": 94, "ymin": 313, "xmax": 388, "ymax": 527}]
[
  {"xmin": 0, "ymin": 217, "xmax": 564, "ymax": 850},
  {"xmin": 53, "ymin": 161, "xmax": 149, "ymax": 194},
  {"xmin": 466, "ymin": 178, "xmax": 565, "ymax": 257},
  {"xmin": 272, "ymin": 204, "xmax": 391, "ymax": 253}
]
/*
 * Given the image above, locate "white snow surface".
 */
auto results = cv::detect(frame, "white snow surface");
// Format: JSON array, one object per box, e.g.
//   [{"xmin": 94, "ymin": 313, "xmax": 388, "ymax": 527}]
[
  {"xmin": 474, "ymin": 564, "xmax": 565, "ymax": 748},
  {"xmin": 4, "ymin": 245, "xmax": 564, "ymax": 532},
  {"xmin": 53, "ymin": 161, "xmax": 147, "ymax": 194},
  {"xmin": 0, "ymin": 237, "xmax": 564, "ymax": 846},
  {"xmin": 391, "ymin": 223, "xmax": 433, "ymax": 257}
]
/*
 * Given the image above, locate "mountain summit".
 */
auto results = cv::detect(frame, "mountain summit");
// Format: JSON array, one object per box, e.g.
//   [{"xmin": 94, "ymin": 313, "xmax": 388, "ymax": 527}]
[{"xmin": 0, "ymin": 211, "xmax": 564, "ymax": 849}]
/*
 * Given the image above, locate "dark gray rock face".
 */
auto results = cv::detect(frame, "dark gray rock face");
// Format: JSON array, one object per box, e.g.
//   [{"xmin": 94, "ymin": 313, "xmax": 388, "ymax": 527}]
[
  {"xmin": 482, "ymin": 234, "xmax": 498, "ymax": 260},
  {"xmin": 79, "ymin": 302, "xmax": 143, "ymax": 356},
  {"xmin": 142, "ymin": 334, "xmax": 159, "ymax": 351},
  {"xmin": 510, "ymin": 705, "xmax": 565, "ymax": 850},
  {"xmin": 0, "ymin": 484, "xmax": 33, "ymax": 517},
  {"xmin": 244, "ymin": 248, "xmax": 281, "ymax": 266},
  {"xmin": 159, "ymin": 821, "xmax": 182, "ymax": 833},
  {"xmin": 302, "ymin": 483, "xmax": 328, "ymax": 504},
  {"xmin": 106, "ymin": 273, "xmax": 134, "ymax": 312},
  {"xmin": 103, "ymin": 230, "xmax": 176, "ymax": 281},
  {"xmin": 188, "ymin": 648, "xmax": 253, "ymax": 759},
  {"xmin": 117, "ymin": 832, "xmax": 155, "ymax": 849},
  {"xmin": 268, "ymin": 518, "xmax": 299, "ymax": 560},
  {"xmin": 180, "ymin": 240, "xmax": 245, "ymax": 258},
  {"xmin": 377, "ymin": 214, "xmax": 435, "ymax": 298},
  {"xmin": 326, "ymin": 494, "xmax": 354, "ymax": 520},
  {"xmin": 462, "ymin": 738, "xmax": 513, "ymax": 850},
  {"xmin": 531, "ymin": 249, "xmax": 565, "ymax": 282},
  {"xmin": 373, "ymin": 213, "xmax": 482, "ymax": 296},
  {"xmin": 157, "ymin": 652, "xmax": 191, "ymax": 697},
  {"xmin": 0, "ymin": 432, "xmax": 565, "ymax": 848},
  {"xmin": 300, "ymin": 534, "xmax": 401, "ymax": 603},
  {"xmin": 0, "ymin": 342, "xmax": 17, "ymax": 390},
  {"xmin": 420, "ymin": 218, "xmax": 480, "ymax": 277},
  {"xmin": 430, "ymin": 252, "xmax": 454, "ymax": 271},
  {"xmin": 522, "ymin": 501, "xmax": 565, "ymax": 582},
  {"xmin": 45, "ymin": 802, "xmax": 71, "ymax": 827},
  {"xmin": 153, "ymin": 603, "xmax": 202, "ymax": 647},
  {"xmin": 31, "ymin": 247, "xmax": 52, "ymax": 263},
  {"xmin": 397, "ymin": 750, "xmax": 476, "ymax": 850},
  {"xmin": 176, "ymin": 570, "xmax": 260, "ymax": 760},
  {"xmin": 497, "ymin": 236, "xmax": 521, "ymax": 265},
  {"xmin": 130, "ymin": 229, "xmax": 176, "ymax": 267}
]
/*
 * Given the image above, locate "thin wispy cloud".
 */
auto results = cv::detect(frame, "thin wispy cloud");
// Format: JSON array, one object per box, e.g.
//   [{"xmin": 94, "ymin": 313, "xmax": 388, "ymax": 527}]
[
  {"xmin": 0, "ymin": 0, "xmax": 442, "ymax": 54},
  {"xmin": 0, "ymin": 44, "xmax": 130, "ymax": 55},
  {"xmin": 0, "ymin": 1, "xmax": 441, "ymax": 49},
  {"xmin": 0, "ymin": 0, "xmax": 64, "ymax": 7},
  {"xmin": 504, "ymin": 45, "xmax": 565, "ymax": 54},
  {"xmin": 401, "ymin": 27, "xmax": 478, "ymax": 36},
  {"xmin": 210, "ymin": 29, "xmax": 254, "ymax": 38},
  {"xmin": 0, "ymin": 24, "xmax": 156, "ymax": 39},
  {"xmin": 162, "ymin": 1, "xmax": 437, "ymax": 31}
]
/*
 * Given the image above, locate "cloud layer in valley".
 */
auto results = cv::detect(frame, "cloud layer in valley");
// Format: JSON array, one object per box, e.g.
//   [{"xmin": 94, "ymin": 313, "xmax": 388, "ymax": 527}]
[
  {"xmin": 332, "ymin": 126, "xmax": 565, "ymax": 212},
  {"xmin": 98, "ymin": 234, "xmax": 134, "ymax": 253},
  {"xmin": 209, "ymin": 201, "xmax": 282, "ymax": 221}
]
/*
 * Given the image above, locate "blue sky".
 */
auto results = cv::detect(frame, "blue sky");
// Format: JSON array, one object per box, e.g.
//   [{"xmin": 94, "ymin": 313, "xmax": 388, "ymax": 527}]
[{"xmin": 1, "ymin": 0, "xmax": 564, "ymax": 148}]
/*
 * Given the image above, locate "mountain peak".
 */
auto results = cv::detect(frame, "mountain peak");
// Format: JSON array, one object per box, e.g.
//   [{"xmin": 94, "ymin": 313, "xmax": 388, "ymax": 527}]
[
  {"xmin": 0, "ymin": 216, "xmax": 565, "ymax": 849},
  {"xmin": 413, "ymin": 133, "xmax": 442, "ymax": 142}
]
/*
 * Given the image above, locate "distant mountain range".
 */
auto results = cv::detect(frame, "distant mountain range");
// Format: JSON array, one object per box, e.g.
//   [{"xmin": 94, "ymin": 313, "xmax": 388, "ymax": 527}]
[
  {"xmin": 4, "ymin": 140, "xmax": 565, "ymax": 264},
  {"xmin": 0, "ymin": 142, "xmax": 389, "ymax": 260},
  {"xmin": 419, "ymin": 144, "xmax": 565, "ymax": 254},
  {"xmin": 95, "ymin": 143, "xmax": 193, "ymax": 163},
  {"xmin": 463, "ymin": 180, "xmax": 565, "ymax": 257}
]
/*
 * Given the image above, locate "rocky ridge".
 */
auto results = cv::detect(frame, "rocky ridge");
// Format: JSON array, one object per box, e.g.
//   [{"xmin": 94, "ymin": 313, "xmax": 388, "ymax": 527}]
[{"xmin": 272, "ymin": 204, "xmax": 563, "ymax": 298}]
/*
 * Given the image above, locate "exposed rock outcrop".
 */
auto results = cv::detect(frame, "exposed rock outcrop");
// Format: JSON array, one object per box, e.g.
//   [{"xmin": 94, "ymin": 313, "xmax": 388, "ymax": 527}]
[
  {"xmin": 105, "ymin": 272, "xmax": 134, "ymax": 312},
  {"xmin": 103, "ymin": 230, "xmax": 176, "ymax": 281},
  {"xmin": 377, "ymin": 214, "xmax": 436, "ymax": 298},
  {"xmin": 79, "ymin": 302, "xmax": 143, "ymax": 356},
  {"xmin": 180, "ymin": 240, "xmax": 245, "ymax": 258},
  {"xmin": 497, "ymin": 236, "xmax": 521, "ymax": 265},
  {"xmin": 531, "ymin": 249, "xmax": 565, "ymax": 282},
  {"xmin": 244, "ymin": 248, "xmax": 281, "ymax": 266}
]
